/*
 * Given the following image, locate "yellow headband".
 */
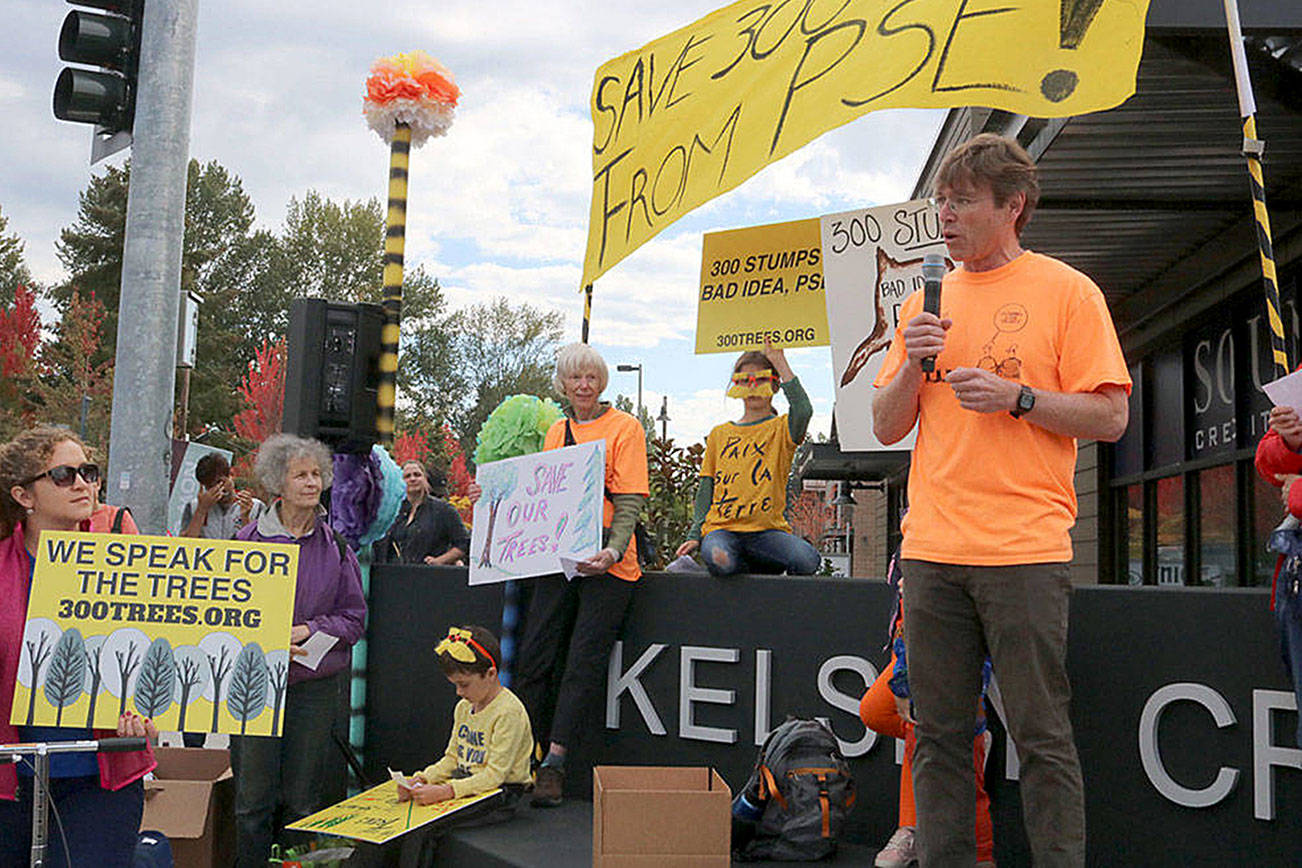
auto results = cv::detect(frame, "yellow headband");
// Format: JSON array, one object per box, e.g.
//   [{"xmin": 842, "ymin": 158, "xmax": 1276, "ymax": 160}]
[
  {"xmin": 435, "ymin": 627, "xmax": 495, "ymax": 668},
  {"xmin": 727, "ymin": 369, "xmax": 778, "ymax": 399}
]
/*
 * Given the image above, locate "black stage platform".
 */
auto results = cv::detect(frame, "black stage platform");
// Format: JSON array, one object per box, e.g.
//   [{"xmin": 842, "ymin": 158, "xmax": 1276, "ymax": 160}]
[
  {"xmin": 440, "ymin": 800, "xmax": 880, "ymax": 867},
  {"xmin": 367, "ymin": 567, "xmax": 1302, "ymax": 865}
]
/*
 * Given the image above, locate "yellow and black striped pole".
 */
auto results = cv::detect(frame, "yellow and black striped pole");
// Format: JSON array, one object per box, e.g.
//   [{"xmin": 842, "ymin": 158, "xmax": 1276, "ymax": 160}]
[
  {"xmin": 377, "ymin": 122, "xmax": 411, "ymax": 444},
  {"xmin": 1224, "ymin": 1, "xmax": 1289, "ymax": 377},
  {"xmin": 581, "ymin": 283, "xmax": 593, "ymax": 344}
]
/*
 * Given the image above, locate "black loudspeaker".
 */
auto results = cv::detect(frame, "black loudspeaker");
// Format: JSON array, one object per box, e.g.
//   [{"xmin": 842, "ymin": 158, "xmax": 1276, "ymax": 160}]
[{"xmin": 283, "ymin": 299, "xmax": 383, "ymax": 451}]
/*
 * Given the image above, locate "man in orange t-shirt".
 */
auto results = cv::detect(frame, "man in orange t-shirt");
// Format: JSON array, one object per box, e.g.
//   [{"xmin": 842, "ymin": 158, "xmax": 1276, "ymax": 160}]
[{"xmin": 873, "ymin": 134, "xmax": 1130, "ymax": 868}]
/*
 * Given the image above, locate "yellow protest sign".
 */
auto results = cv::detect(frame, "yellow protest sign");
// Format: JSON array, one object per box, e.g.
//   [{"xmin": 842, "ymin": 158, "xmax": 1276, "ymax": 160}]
[
  {"xmin": 583, "ymin": 0, "xmax": 1150, "ymax": 285},
  {"xmin": 287, "ymin": 783, "xmax": 501, "ymax": 844},
  {"xmin": 696, "ymin": 217, "xmax": 825, "ymax": 354},
  {"xmin": 13, "ymin": 532, "xmax": 298, "ymax": 736}
]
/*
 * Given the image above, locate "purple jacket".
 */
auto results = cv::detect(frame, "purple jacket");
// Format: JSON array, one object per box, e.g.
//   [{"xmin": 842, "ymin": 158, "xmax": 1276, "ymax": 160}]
[{"xmin": 238, "ymin": 506, "xmax": 366, "ymax": 685}]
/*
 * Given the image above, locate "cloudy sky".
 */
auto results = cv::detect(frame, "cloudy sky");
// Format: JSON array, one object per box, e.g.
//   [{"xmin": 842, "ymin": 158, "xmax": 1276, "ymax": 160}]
[{"xmin": 1, "ymin": 0, "xmax": 944, "ymax": 445}]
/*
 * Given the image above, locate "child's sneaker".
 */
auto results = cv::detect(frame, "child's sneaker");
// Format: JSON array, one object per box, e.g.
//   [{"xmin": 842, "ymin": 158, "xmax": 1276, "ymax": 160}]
[
  {"xmin": 531, "ymin": 765, "xmax": 564, "ymax": 808},
  {"xmin": 874, "ymin": 825, "xmax": 916, "ymax": 867}
]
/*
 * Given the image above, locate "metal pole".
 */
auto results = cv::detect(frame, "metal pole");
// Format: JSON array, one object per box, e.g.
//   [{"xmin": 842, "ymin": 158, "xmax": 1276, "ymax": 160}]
[
  {"xmin": 30, "ymin": 746, "xmax": 48, "ymax": 867},
  {"xmin": 636, "ymin": 367, "xmax": 643, "ymax": 420},
  {"xmin": 582, "ymin": 283, "xmax": 592, "ymax": 343},
  {"xmin": 78, "ymin": 394, "xmax": 89, "ymax": 440},
  {"xmin": 105, "ymin": 0, "xmax": 198, "ymax": 533}
]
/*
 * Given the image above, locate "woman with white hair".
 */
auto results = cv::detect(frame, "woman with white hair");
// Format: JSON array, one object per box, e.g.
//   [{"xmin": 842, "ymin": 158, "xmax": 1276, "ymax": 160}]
[
  {"xmin": 230, "ymin": 434, "xmax": 366, "ymax": 868},
  {"xmin": 471, "ymin": 342, "xmax": 649, "ymax": 808}
]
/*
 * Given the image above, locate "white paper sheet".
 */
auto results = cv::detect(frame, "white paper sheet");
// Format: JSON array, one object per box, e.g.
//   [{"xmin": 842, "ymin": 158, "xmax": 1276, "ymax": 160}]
[
  {"xmin": 389, "ymin": 767, "xmax": 421, "ymax": 789},
  {"xmin": 1262, "ymin": 368, "xmax": 1302, "ymax": 411},
  {"xmin": 294, "ymin": 631, "xmax": 339, "ymax": 671},
  {"xmin": 558, "ymin": 555, "xmax": 585, "ymax": 581}
]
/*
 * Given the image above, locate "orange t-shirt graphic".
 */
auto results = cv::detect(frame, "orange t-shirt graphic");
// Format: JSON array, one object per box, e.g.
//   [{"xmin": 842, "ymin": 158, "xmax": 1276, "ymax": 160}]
[
  {"xmin": 874, "ymin": 252, "xmax": 1131, "ymax": 565},
  {"xmin": 544, "ymin": 408, "xmax": 650, "ymax": 581}
]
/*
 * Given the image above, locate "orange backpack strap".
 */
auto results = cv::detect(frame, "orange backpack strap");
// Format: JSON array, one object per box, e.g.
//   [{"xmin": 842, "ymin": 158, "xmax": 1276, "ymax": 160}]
[{"xmin": 759, "ymin": 765, "xmax": 786, "ymax": 809}]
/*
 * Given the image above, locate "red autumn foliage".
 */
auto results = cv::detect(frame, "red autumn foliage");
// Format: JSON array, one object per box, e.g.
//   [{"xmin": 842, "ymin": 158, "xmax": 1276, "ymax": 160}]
[
  {"xmin": 393, "ymin": 429, "xmax": 432, "ymax": 466},
  {"xmin": 0, "ymin": 284, "xmax": 40, "ymax": 378},
  {"xmin": 231, "ymin": 337, "xmax": 286, "ymax": 480},
  {"xmin": 441, "ymin": 423, "xmax": 473, "ymax": 498},
  {"xmin": 789, "ymin": 488, "xmax": 837, "ymax": 547}
]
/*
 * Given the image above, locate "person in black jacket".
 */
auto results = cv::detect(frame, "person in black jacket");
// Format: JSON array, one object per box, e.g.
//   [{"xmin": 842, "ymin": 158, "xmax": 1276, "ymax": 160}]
[{"xmin": 375, "ymin": 462, "xmax": 470, "ymax": 565}]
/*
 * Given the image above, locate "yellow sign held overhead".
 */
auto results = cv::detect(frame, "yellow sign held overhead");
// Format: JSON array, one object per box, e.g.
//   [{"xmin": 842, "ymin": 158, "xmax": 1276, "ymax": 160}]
[
  {"xmin": 583, "ymin": 0, "xmax": 1150, "ymax": 286},
  {"xmin": 696, "ymin": 218, "xmax": 825, "ymax": 354}
]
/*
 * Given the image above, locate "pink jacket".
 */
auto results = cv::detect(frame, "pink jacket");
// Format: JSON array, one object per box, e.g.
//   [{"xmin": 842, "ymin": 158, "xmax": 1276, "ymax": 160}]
[{"xmin": 1, "ymin": 523, "xmax": 156, "ymax": 800}]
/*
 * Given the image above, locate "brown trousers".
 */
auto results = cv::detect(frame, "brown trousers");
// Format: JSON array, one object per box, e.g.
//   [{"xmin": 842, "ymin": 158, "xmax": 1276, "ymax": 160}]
[{"xmin": 901, "ymin": 560, "xmax": 1085, "ymax": 867}]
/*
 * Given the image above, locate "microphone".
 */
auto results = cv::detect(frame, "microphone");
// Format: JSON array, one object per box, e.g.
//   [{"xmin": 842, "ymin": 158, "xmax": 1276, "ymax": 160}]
[{"xmin": 920, "ymin": 253, "xmax": 947, "ymax": 373}]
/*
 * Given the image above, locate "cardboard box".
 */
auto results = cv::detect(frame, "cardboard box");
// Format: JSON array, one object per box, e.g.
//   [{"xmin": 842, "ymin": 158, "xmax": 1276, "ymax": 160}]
[
  {"xmin": 140, "ymin": 748, "xmax": 234, "ymax": 868},
  {"xmin": 593, "ymin": 766, "xmax": 731, "ymax": 867}
]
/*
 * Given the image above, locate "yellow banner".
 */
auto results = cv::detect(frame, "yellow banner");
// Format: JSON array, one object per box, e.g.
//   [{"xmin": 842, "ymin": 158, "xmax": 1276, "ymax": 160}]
[
  {"xmin": 287, "ymin": 783, "xmax": 501, "ymax": 844},
  {"xmin": 12, "ymin": 532, "xmax": 298, "ymax": 736},
  {"xmin": 583, "ymin": 0, "xmax": 1150, "ymax": 285},
  {"xmin": 696, "ymin": 217, "xmax": 825, "ymax": 353}
]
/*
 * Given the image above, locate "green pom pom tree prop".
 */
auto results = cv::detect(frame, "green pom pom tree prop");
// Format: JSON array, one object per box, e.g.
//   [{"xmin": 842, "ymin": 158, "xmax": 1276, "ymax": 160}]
[{"xmin": 473, "ymin": 395, "xmax": 564, "ymax": 465}]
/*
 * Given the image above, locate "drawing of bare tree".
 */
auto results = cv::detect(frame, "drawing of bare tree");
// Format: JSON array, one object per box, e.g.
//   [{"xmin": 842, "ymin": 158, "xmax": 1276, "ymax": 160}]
[
  {"xmin": 172, "ymin": 645, "xmax": 209, "ymax": 733},
  {"xmin": 264, "ymin": 649, "xmax": 289, "ymax": 737},
  {"xmin": 207, "ymin": 646, "xmax": 232, "ymax": 732},
  {"xmin": 83, "ymin": 636, "xmax": 104, "ymax": 727},
  {"xmin": 20, "ymin": 620, "xmax": 59, "ymax": 726},
  {"xmin": 200, "ymin": 632, "xmax": 241, "ymax": 733},
  {"xmin": 101, "ymin": 627, "xmax": 148, "ymax": 723}
]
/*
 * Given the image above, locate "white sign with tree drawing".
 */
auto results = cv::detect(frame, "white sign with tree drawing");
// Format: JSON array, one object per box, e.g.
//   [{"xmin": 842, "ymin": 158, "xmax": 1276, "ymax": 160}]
[{"xmin": 469, "ymin": 441, "xmax": 605, "ymax": 586}]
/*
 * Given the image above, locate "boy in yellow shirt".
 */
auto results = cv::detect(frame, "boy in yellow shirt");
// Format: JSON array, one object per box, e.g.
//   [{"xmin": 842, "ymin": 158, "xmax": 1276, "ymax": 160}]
[
  {"xmin": 403, "ymin": 625, "xmax": 533, "ymax": 805},
  {"xmin": 357, "ymin": 625, "xmax": 532, "ymax": 867}
]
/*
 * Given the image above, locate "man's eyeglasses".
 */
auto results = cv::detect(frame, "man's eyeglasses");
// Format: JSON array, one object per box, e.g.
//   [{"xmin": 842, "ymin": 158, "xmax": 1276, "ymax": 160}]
[
  {"xmin": 930, "ymin": 194, "xmax": 988, "ymax": 214},
  {"xmin": 20, "ymin": 463, "xmax": 100, "ymax": 488}
]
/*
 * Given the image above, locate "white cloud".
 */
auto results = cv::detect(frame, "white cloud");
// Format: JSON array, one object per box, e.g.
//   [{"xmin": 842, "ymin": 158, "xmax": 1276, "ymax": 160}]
[{"xmin": 2, "ymin": 0, "xmax": 941, "ymax": 450}]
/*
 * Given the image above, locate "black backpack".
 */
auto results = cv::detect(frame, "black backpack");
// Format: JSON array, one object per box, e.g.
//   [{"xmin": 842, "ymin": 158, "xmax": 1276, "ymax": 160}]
[{"xmin": 733, "ymin": 717, "xmax": 855, "ymax": 861}]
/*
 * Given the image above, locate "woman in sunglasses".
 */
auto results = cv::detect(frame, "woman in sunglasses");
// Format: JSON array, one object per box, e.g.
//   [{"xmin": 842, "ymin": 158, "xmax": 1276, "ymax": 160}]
[
  {"xmin": 676, "ymin": 342, "xmax": 822, "ymax": 577},
  {"xmin": 0, "ymin": 426, "xmax": 157, "ymax": 868}
]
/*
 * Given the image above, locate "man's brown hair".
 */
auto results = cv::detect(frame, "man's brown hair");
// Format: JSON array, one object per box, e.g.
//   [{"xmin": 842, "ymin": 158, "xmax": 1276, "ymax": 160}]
[{"xmin": 936, "ymin": 133, "xmax": 1040, "ymax": 235}]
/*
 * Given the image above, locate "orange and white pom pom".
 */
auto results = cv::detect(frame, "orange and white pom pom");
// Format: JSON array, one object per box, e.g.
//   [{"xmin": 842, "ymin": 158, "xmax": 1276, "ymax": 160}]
[{"xmin": 363, "ymin": 51, "xmax": 460, "ymax": 147}]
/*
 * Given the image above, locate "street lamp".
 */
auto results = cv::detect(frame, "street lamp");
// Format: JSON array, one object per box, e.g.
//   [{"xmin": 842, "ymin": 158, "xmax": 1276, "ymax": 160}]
[
  {"xmin": 616, "ymin": 363, "xmax": 643, "ymax": 418},
  {"xmin": 832, "ymin": 482, "xmax": 857, "ymax": 507},
  {"xmin": 657, "ymin": 396, "xmax": 670, "ymax": 441}
]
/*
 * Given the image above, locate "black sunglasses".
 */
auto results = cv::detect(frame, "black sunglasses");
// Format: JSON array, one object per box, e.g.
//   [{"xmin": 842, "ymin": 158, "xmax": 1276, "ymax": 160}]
[{"xmin": 21, "ymin": 463, "xmax": 100, "ymax": 488}]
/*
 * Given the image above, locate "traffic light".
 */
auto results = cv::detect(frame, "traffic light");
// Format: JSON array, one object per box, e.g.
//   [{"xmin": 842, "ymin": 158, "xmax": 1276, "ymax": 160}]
[{"xmin": 53, "ymin": 0, "xmax": 144, "ymax": 156}]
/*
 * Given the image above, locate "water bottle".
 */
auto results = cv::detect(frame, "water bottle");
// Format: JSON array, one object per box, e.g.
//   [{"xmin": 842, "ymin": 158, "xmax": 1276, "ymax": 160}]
[
  {"xmin": 731, "ymin": 775, "xmax": 765, "ymax": 851},
  {"xmin": 732, "ymin": 790, "xmax": 764, "ymax": 823}
]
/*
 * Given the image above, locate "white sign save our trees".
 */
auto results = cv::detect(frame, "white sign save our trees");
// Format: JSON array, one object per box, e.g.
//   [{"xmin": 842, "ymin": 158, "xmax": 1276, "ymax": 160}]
[{"xmin": 469, "ymin": 441, "xmax": 605, "ymax": 585}]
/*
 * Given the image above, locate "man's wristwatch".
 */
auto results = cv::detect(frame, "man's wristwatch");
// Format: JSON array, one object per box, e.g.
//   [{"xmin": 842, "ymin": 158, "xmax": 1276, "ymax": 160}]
[{"xmin": 1010, "ymin": 385, "xmax": 1036, "ymax": 419}]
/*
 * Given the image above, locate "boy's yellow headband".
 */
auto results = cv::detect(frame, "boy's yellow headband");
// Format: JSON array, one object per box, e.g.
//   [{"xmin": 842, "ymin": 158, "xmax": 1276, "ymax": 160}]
[
  {"xmin": 435, "ymin": 627, "xmax": 496, "ymax": 669},
  {"xmin": 727, "ymin": 369, "xmax": 779, "ymax": 399}
]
